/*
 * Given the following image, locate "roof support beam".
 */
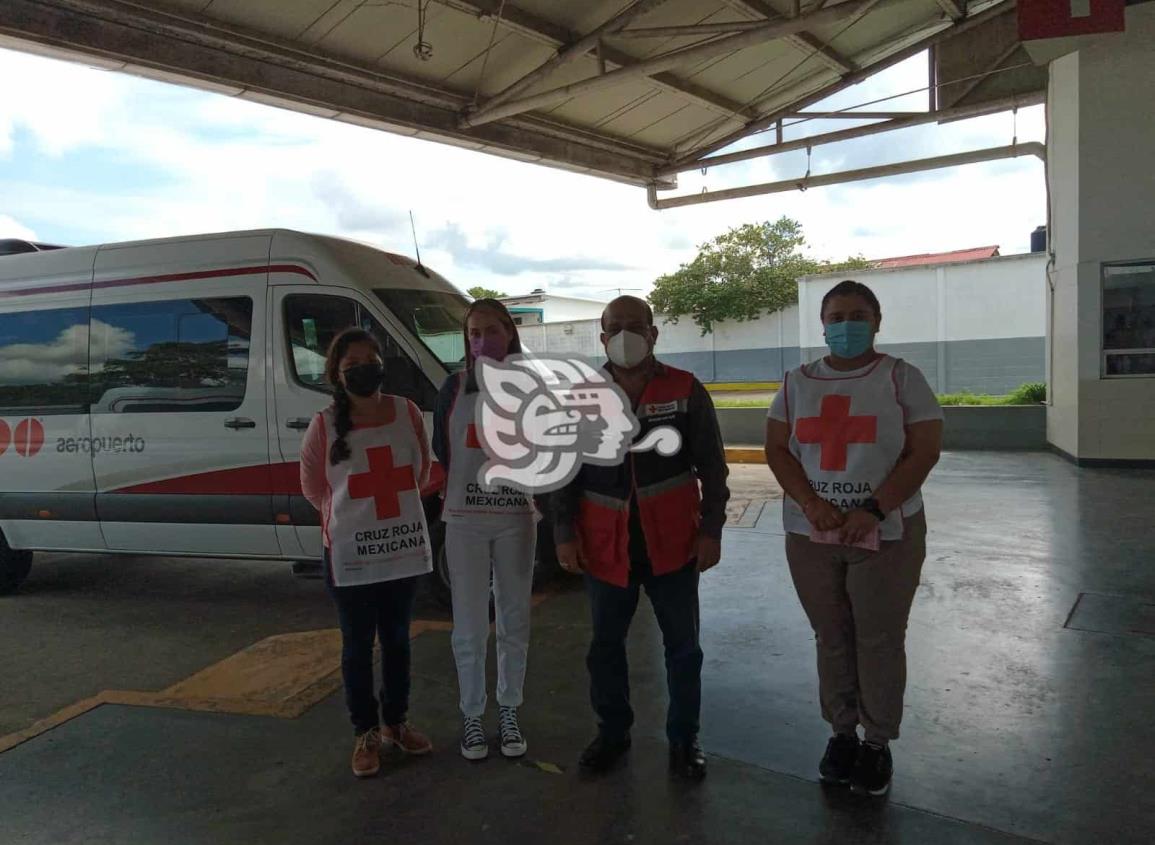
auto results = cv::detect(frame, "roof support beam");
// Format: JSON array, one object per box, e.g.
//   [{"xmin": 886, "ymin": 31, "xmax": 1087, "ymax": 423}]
[
  {"xmin": 722, "ymin": 0, "xmax": 855, "ymax": 75},
  {"xmin": 787, "ymin": 110, "xmax": 924, "ymax": 119},
  {"xmin": 934, "ymin": 0, "xmax": 967, "ymax": 20},
  {"xmin": 459, "ymin": 0, "xmax": 670, "ymax": 118},
  {"xmin": 649, "ymin": 142, "xmax": 1044, "ymax": 209},
  {"xmin": 461, "ymin": 0, "xmax": 877, "ymax": 129},
  {"xmin": 616, "ymin": 21, "xmax": 773, "ymax": 37},
  {"xmin": 667, "ymin": 0, "xmax": 1016, "ymax": 169},
  {"xmin": 661, "ymin": 90, "xmax": 1044, "ymax": 175},
  {"xmin": 447, "ymin": 0, "xmax": 758, "ymax": 123}
]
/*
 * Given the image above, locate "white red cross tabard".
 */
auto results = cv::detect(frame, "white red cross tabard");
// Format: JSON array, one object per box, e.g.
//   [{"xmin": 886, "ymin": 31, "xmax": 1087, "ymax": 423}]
[
  {"xmin": 795, "ymin": 395, "xmax": 878, "ymax": 472},
  {"xmin": 347, "ymin": 445, "xmax": 417, "ymax": 520},
  {"xmin": 1018, "ymin": 0, "xmax": 1125, "ymax": 40}
]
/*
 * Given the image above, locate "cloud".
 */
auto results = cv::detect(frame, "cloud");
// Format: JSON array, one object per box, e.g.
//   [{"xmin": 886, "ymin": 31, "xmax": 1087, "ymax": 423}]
[
  {"xmin": 0, "ymin": 214, "xmax": 37, "ymax": 241},
  {"xmin": 426, "ymin": 223, "xmax": 635, "ymax": 276},
  {"xmin": 0, "ymin": 320, "xmax": 131, "ymax": 384},
  {"xmin": 311, "ymin": 176, "xmax": 410, "ymax": 235}
]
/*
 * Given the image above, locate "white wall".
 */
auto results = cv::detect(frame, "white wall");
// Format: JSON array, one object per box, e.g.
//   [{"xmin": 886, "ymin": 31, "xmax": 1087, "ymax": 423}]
[
  {"xmin": 1046, "ymin": 4, "xmax": 1155, "ymax": 461},
  {"xmin": 713, "ymin": 306, "xmax": 798, "ymax": 352},
  {"xmin": 944, "ymin": 257, "xmax": 1048, "ymax": 340},
  {"xmin": 655, "ymin": 314, "xmax": 713, "ymax": 353},
  {"xmin": 543, "ymin": 297, "xmax": 609, "ymax": 323},
  {"xmin": 799, "ymin": 256, "xmax": 1047, "ymax": 349},
  {"xmin": 1047, "ymin": 52, "xmax": 1082, "ymax": 455}
]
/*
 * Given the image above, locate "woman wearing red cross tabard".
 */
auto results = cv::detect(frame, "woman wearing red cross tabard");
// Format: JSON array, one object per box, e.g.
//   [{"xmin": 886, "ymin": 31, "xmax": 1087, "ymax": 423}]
[
  {"xmin": 431, "ymin": 299, "xmax": 537, "ymax": 763},
  {"xmin": 300, "ymin": 327, "xmax": 435, "ymax": 778},
  {"xmin": 765, "ymin": 280, "xmax": 943, "ymax": 798}
]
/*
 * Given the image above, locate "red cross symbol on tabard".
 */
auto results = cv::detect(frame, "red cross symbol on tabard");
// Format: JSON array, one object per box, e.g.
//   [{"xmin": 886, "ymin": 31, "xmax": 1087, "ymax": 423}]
[
  {"xmin": 795, "ymin": 394, "xmax": 878, "ymax": 472},
  {"xmin": 466, "ymin": 423, "xmax": 482, "ymax": 449},
  {"xmin": 347, "ymin": 445, "xmax": 417, "ymax": 520}
]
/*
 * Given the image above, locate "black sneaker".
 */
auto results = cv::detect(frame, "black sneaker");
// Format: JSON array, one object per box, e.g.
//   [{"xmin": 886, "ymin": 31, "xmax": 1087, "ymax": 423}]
[
  {"xmin": 819, "ymin": 733, "xmax": 860, "ymax": 785},
  {"xmin": 851, "ymin": 742, "xmax": 893, "ymax": 796},
  {"xmin": 578, "ymin": 732, "xmax": 631, "ymax": 773},
  {"xmin": 669, "ymin": 738, "xmax": 707, "ymax": 780}
]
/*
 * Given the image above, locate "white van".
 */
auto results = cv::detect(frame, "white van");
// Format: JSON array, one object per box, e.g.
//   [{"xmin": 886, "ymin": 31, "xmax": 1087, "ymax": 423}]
[{"xmin": 0, "ymin": 229, "xmax": 551, "ymax": 598}]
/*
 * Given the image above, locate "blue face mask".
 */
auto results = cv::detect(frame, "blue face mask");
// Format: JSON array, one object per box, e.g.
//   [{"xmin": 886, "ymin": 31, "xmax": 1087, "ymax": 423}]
[{"xmin": 825, "ymin": 320, "xmax": 874, "ymax": 359}]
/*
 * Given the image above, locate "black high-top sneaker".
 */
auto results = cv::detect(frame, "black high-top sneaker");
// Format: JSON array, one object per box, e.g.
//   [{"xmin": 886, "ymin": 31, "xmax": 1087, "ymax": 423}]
[
  {"xmin": 819, "ymin": 733, "xmax": 861, "ymax": 785},
  {"xmin": 850, "ymin": 742, "xmax": 893, "ymax": 796}
]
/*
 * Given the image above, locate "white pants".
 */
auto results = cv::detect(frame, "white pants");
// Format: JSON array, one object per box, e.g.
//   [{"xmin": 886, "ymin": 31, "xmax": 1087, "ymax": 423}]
[{"xmin": 445, "ymin": 520, "xmax": 537, "ymax": 717}]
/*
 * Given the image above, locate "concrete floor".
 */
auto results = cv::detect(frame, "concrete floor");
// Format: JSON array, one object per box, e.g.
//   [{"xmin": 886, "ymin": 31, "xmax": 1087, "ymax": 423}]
[{"xmin": 1, "ymin": 453, "xmax": 1152, "ymax": 844}]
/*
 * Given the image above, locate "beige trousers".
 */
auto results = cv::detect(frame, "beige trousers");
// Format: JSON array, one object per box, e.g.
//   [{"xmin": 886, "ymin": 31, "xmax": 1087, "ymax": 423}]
[{"xmin": 785, "ymin": 509, "xmax": 927, "ymax": 744}]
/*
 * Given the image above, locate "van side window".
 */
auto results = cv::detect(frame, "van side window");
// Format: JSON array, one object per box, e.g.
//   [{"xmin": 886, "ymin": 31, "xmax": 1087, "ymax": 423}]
[
  {"xmin": 89, "ymin": 297, "xmax": 253, "ymax": 414},
  {"xmin": 284, "ymin": 295, "xmax": 357, "ymax": 389},
  {"xmin": 284, "ymin": 294, "xmax": 437, "ymax": 410},
  {"xmin": 0, "ymin": 306, "xmax": 90, "ymax": 415}
]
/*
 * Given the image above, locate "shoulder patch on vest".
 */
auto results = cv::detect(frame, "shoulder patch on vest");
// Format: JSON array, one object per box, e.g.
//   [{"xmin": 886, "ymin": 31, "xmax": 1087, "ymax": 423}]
[{"xmin": 643, "ymin": 400, "xmax": 679, "ymax": 416}]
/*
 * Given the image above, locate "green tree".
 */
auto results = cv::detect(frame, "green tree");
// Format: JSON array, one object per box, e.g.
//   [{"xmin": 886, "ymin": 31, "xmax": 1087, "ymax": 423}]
[
  {"xmin": 467, "ymin": 286, "xmax": 506, "ymax": 300},
  {"xmin": 649, "ymin": 217, "xmax": 870, "ymax": 334}
]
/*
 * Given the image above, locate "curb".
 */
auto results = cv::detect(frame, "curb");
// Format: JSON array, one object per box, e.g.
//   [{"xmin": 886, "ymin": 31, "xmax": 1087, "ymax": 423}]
[{"xmin": 725, "ymin": 446, "xmax": 764, "ymax": 464}]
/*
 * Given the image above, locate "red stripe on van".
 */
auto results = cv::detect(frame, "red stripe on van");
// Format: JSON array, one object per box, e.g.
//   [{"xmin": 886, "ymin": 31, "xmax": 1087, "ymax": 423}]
[
  {"xmin": 0, "ymin": 264, "xmax": 316, "ymax": 299},
  {"xmin": 111, "ymin": 458, "xmax": 446, "ymax": 497}
]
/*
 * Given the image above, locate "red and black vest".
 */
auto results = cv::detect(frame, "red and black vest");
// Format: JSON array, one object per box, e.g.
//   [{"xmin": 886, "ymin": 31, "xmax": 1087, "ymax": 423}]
[{"xmin": 577, "ymin": 363, "xmax": 700, "ymax": 587}]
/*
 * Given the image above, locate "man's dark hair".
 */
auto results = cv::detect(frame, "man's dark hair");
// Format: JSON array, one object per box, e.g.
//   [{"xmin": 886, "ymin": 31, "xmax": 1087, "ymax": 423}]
[
  {"xmin": 820, "ymin": 280, "xmax": 881, "ymax": 320},
  {"xmin": 601, "ymin": 295, "xmax": 654, "ymax": 330}
]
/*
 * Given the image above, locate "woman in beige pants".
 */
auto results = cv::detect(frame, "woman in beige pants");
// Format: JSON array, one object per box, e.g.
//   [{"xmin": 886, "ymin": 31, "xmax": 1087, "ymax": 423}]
[{"xmin": 765, "ymin": 280, "xmax": 943, "ymax": 797}]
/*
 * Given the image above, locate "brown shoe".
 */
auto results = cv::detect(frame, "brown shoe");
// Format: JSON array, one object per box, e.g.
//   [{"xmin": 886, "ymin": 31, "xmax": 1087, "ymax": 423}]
[
  {"xmin": 384, "ymin": 722, "xmax": 432, "ymax": 755},
  {"xmin": 351, "ymin": 727, "xmax": 383, "ymax": 777}
]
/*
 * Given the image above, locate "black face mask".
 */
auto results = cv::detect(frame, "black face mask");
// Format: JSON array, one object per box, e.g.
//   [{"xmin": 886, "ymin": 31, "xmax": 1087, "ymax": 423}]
[{"xmin": 342, "ymin": 363, "xmax": 384, "ymax": 397}]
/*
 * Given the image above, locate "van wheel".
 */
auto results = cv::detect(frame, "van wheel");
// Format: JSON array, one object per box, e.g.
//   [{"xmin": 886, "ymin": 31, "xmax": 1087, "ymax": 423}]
[{"xmin": 0, "ymin": 533, "xmax": 33, "ymax": 595}]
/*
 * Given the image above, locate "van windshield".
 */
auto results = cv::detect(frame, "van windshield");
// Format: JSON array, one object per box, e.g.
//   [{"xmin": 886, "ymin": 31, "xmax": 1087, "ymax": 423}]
[{"xmin": 374, "ymin": 288, "xmax": 469, "ymax": 372}]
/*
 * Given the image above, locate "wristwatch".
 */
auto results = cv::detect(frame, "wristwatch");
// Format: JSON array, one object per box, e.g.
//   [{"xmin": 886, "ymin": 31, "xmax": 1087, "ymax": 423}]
[{"xmin": 861, "ymin": 498, "xmax": 886, "ymax": 522}]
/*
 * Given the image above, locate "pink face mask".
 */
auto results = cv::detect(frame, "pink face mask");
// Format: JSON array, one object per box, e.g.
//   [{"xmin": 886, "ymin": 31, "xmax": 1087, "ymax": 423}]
[{"xmin": 470, "ymin": 334, "xmax": 508, "ymax": 362}]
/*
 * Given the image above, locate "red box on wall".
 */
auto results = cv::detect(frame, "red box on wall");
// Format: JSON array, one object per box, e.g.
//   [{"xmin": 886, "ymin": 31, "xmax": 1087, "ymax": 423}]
[{"xmin": 1018, "ymin": 0, "xmax": 1126, "ymax": 40}]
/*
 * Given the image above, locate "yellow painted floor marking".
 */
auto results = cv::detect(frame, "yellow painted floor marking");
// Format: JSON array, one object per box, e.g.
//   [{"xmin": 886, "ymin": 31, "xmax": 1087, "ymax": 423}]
[
  {"xmin": 724, "ymin": 446, "xmax": 765, "ymax": 464},
  {"xmin": 0, "ymin": 619, "xmax": 454, "ymax": 756}
]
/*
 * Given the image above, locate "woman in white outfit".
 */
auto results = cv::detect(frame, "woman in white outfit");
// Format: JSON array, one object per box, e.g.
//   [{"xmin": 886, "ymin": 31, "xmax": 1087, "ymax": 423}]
[{"xmin": 432, "ymin": 298, "xmax": 537, "ymax": 761}]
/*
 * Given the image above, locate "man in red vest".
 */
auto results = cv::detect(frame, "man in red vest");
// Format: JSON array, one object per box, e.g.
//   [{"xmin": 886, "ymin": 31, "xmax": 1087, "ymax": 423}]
[{"xmin": 554, "ymin": 295, "xmax": 730, "ymax": 780}]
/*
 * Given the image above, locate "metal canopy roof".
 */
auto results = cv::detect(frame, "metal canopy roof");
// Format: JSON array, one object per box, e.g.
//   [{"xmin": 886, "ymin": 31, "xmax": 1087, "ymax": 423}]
[{"xmin": 1, "ymin": 0, "xmax": 1039, "ymax": 193}]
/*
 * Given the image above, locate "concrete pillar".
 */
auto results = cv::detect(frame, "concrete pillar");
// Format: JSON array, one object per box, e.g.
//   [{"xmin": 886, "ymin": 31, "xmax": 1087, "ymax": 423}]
[{"xmin": 1045, "ymin": 4, "xmax": 1155, "ymax": 464}]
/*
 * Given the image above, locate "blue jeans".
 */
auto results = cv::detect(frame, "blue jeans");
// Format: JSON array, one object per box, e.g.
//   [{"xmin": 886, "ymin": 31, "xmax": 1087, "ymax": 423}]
[
  {"xmin": 325, "ymin": 552, "xmax": 418, "ymax": 734},
  {"xmin": 585, "ymin": 558, "xmax": 703, "ymax": 744}
]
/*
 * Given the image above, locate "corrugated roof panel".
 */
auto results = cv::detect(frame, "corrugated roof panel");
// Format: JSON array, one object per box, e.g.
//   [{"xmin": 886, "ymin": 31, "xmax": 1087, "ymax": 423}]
[
  {"xmin": 310, "ymin": 2, "xmax": 420, "ymax": 66},
  {"xmin": 377, "ymin": 4, "xmax": 513, "ymax": 92},
  {"xmin": 154, "ymin": 0, "xmax": 212, "ymax": 15},
  {"xmin": 595, "ymin": 89, "xmax": 704, "ymax": 139},
  {"xmin": 519, "ymin": 0, "xmax": 634, "ymax": 33},
  {"xmin": 629, "ymin": 102, "xmax": 724, "ymax": 147},
  {"xmin": 679, "ymin": 44, "xmax": 811, "ymax": 106},
  {"xmin": 822, "ymin": 0, "xmax": 949, "ymax": 57},
  {"xmin": 544, "ymin": 78, "xmax": 669, "ymax": 127},
  {"xmin": 194, "ymin": 0, "xmax": 338, "ymax": 41}
]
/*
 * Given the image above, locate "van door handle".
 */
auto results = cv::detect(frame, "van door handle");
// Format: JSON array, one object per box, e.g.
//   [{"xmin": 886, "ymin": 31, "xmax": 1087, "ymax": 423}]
[
  {"xmin": 224, "ymin": 417, "xmax": 257, "ymax": 430},
  {"xmin": 285, "ymin": 418, "xmax": 311, "ymax": 431}
]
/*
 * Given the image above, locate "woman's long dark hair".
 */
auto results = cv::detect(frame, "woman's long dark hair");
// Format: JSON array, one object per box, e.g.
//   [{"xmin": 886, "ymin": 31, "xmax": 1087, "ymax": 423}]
[
  {"xmin": 325, "ymin": 327, "xmax": 382, "ymax": 466},
  {"xmin": 462, "ymin": 298, "xmax": 522, "ymax": 370}
]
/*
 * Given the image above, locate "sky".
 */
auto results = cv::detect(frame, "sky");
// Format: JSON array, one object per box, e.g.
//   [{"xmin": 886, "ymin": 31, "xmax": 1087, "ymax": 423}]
[{"xmin": 0, "ymin": 45, "xmax": 1046, "ymax": 302}]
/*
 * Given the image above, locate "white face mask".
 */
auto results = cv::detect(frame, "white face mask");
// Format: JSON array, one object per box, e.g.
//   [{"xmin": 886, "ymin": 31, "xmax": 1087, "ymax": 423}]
[{"xmin": 606, "ymin": 329, "xmax": 651, "ymax": 369}]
